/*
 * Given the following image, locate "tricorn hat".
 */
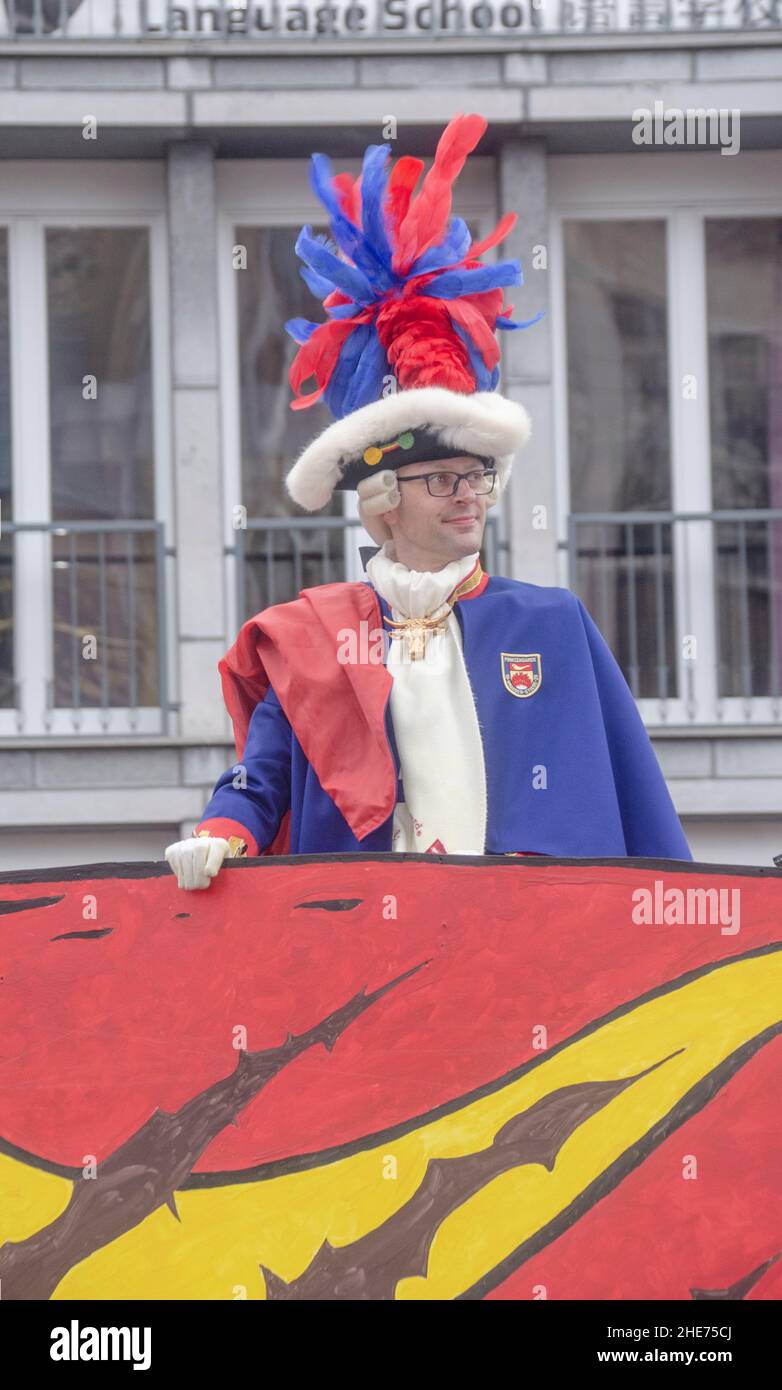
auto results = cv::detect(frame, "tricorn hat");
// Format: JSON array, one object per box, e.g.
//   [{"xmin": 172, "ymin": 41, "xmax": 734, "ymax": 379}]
[{"xmin": 283, "ymin": 113, "xmax": 542, "ymax": 544}]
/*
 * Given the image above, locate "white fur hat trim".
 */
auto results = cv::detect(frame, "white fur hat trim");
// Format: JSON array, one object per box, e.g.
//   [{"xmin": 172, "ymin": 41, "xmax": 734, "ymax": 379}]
[{"xmin": 285, "ymin": 387, "xmax": 531, "ymax": 512}]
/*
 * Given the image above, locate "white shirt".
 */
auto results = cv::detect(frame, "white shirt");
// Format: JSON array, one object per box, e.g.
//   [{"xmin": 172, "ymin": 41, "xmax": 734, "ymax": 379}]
[{"xmin": 364, "ymin": 540, "xmax": 488, "ymax": 854}]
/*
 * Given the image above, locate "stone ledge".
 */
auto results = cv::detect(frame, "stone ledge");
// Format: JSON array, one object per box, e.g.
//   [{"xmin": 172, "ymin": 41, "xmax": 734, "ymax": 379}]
[
  {"xmin": 529, "ymin": 78, "xmax": 782, "ymax": 120},
  {"xmin": 0, "ymin": 743, "xmax": 236, "ymax": 790},
  {"xmin": 33, "ymin": 747, "xmax": 180, "ymax": 789},
  {"xmin": 167, "ymin": 56, "xmax": 212, "ymax": 89},
  {"xmin": 192, "ymin": 86, "xmax": 524, "ymax": 125},
  {"xmin": 214, "ymin": 54, "xmax": 357, "ymax": 86},
  {"xmin": 358, "ymin": 54, "xmax": 502, "ymax": 86},
  {"xmin": 695, "ymin": 47, "xmax": 782, "ymax": 80},
  {"xmin": 0, "ymin": 89, "xmax": 186, "ymax": 123},
  {"xmin": 671, "ymin": 778, "xmax": 782, "ymax": 816},
  {"xmin": 546, "ymin": 50, "xmax": 692, "ymax": 84},
  {"xmin": 651, "ymin": 739, "xmax": 712, "ymax": 778},
  {"xmin": 19, "ymin": 56, "xmax": 166, "ymax": 87},
  {"xmin": 0, "ymin": 786, "xmax": 206, "ymax": 826}
]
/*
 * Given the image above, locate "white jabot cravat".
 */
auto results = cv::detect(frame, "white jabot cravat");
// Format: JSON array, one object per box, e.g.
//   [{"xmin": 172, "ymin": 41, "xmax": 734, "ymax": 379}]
[{"xmin": 364, "ymin": 540, "xmax": 488, "ymax": 855}]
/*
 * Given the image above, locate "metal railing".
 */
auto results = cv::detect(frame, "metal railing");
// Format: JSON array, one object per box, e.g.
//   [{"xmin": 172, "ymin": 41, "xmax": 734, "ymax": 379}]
[
  {"xmin": 567, "ymin": 508, "xmax": 782, "ymax": 722},
  {"xmin": 230, "ymin": 512, "xmax": 507, "ymax": 625},
  {"xmin": 0, "ymin": 519, "xmax": 173, "ymax": 733},
  {"xmin": 0, "ymin": 513, "xmax": 503, "ymax": 734},
  {"xmin": 1, "ymin": 0, "xmax": 779, "ymax": 40},
  {"xmin": 5, "ymin": 508, "xmax": 781, "ymax": 733}
]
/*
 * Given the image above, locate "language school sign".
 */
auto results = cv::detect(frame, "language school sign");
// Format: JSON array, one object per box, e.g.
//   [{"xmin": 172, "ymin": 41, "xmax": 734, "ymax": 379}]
[
  {"xmin": 149, "ymin": 0, "xmax": 545, "ymax": 33},
  {"xmin": 136, "ymin": 0, "xmax": 782, "ymax": 37},
  {"xmin": 8, "ymin": 0, "xmax": 780, "ymax": 40}
]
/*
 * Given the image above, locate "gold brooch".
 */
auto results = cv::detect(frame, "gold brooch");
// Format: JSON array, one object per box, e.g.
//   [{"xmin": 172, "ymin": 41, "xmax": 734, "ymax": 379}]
[{"xmin": 383, "ymin": 607, "xmax": 452, "ymax": 661}]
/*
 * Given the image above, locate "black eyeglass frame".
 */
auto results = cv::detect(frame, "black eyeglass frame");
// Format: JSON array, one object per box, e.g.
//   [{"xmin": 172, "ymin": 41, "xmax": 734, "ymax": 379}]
[{"xmin": 394, "ymin": 466, "xmax": 498, "ymax": 498}]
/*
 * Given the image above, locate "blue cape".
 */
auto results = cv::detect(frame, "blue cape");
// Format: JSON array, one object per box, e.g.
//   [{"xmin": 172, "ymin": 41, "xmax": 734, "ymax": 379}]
[{"xmin": 198, "ymin": 577, "xmax": 692, "ymax": 861}]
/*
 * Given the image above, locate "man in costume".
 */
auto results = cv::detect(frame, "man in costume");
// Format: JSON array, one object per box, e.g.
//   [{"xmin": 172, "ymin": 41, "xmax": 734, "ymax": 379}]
[{"xmin": 166, "ymin": 113, "xmax": 691, "ymax": 890}]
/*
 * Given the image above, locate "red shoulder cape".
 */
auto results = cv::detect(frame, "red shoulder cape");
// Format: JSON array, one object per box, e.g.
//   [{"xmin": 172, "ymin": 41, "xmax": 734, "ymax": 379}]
[{"xmin": 217, "ymin": 581, "xmax": 395, "ymax": 848}]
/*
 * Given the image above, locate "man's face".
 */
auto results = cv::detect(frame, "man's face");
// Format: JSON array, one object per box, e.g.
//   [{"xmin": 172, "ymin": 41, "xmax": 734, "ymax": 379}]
[{"xmin": 382, "ymin": 455, "xmax": 490, "ymax": 569}]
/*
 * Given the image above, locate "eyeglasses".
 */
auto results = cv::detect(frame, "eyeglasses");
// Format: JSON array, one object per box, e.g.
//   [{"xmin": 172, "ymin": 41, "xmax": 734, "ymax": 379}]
[{"xmin": 395, "ymin": 467, "xmax": 497, "ymax": 498}]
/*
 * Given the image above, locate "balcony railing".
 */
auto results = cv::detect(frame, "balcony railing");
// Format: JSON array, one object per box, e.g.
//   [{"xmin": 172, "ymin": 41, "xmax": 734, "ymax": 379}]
[
  {"xmin": 1, "ymin": 0, "xmax": 779, "ymax": 41},
  {"xmin": 567, "ymin": 508, "xmax": 782, "ymax": 725},
  {"xmin": 0, "ymin": 513, "xmax": 502, "ymax": 737},
  {"xmin": 0, "ymin": 519, "xmax": 174, "ymax": 735},
  {"xmin": 230, "ymin": 512, "xmax": 508, "ymax": 625},
  {"xmin": 5, "ymin": 509, "xmax": 779, "ymax": 736}
]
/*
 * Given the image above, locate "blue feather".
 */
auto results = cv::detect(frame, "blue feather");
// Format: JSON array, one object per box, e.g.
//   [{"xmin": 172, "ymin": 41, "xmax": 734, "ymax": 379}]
[
  {"xmin": 323, "ymin": 324, "xmax": 369, "ymax": 416},
  {"xmin": 451, "ymin": 320, "xmax": 494, "ymax": 392},
  {"xmin": 408, "ymin": 218, "xmax": 472, "ymax": 276},
  {"xmin": 310, "ymin": 152, "xmax": 395, "ymax": 293},
  {"xmin": 322, "ymin": 323, "xmax": 372, "ymax": 418},
  {"xmin": 339, "ymin": 331, "xmax": 389, "ymax": 415},
  {"xmin": 299, "ymin": 262, "xmax": 361, "ymax": 318},
  {"xmin": 326, "ymin": 300, "xmax": 361, "ymax": 319},
  {"xmin": 284, "ymin": 317, "xmax": 319, "ymax": 345},
  {"xmin": 426, "ymin": 261, "xmax": 522, "ymax": 299},
  {"xmin": 309, "ymin": 227, "xmax": 340, "ymax": 252},
  {"xmin": 295, "ymin": 226, "xmax": 374, "ymax": 305},
  {"xmin": 496, "ymin": 308, "xmax": 547, "ymax": 330},
  {"xmin": 360, "ymin": 144, "xmax": 394, "ymax": 276},
  {"xmin": 299, "ymin": 264, "xmax": 335, "ymax": 300},
  {"xmin": 309, "ymin": 154, "xmax": 363, "ymax": 262}
]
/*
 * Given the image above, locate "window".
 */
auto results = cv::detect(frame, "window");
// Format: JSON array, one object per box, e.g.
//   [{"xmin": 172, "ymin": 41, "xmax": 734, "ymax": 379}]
[
  {"xmin": 46, "ymin": 227, "xmax": 159, "ymax": 711},
  {"xmin": 564, "ymin": 218, "xmax": 676, "ymax": 698},
  {"xmin": 233, "ymin": 223, "xmax": 340, "ymax": 615},
  {"xmin": 1, "ymin": 168, "xmax": 170, "ymax": 736},
  {"xmin": 555, "ymin": 153, "xmax": 782, "ymax": 726},
  {"xmin": 706, "ymin": 217, "xmax": 782, "ymax": 700},
  {"xmin": 0, "ymin": 227, "xmax": 12, "ymax": 709}
]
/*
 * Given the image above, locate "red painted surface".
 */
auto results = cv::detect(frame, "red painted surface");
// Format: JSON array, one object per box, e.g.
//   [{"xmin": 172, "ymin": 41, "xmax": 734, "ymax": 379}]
[
  {"xmin": 487, "ymin": 1029, "xmax": 782, "ymax": 1301},
  {"xmin": 1, "ymin": 855, "xmax": 780, "ymax": 1299}
]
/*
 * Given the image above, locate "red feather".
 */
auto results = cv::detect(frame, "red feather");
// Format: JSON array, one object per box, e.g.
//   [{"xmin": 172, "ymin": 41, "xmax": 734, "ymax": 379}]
[
  {"xmin": 394, "ymin": 113, "xmax": 488, "ymax": 275},
  {"xmin": 468, "ymin": 211, "xmax": 517, "ymax": 259},
  {"xmin": 444, "ymin": 293, "xmax": 502, "ymax": 370},
  {"xmin": 289, "ymin": 314, "xmax": 369, "ymax": 408},
  {"xmin": 323, "ymin": 289, "xmax": 353, "ymax": 310},
  {"xmin": 331, "ymin": 172, "xmax": 362, "ymax": 226},
  {"xmin": 385, "ymin": 156, "xmax": 424, "ymax": 243},
  {"xmin": 375, "ymin": 296, "xmax": 473, "ymax": 392},
  {"xmin": 454, "ymin": 284, "xmax": 505, "ymax": 328}
]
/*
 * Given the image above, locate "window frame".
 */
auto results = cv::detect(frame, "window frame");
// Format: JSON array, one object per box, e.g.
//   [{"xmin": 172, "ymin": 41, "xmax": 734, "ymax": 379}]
[
  {"xmin": 550, "ymin": 149, "xmax": 782, "ymax": 728},
  {"xmin": 0, "ymin": 162, "xmax": 174, "ymax": 737}
]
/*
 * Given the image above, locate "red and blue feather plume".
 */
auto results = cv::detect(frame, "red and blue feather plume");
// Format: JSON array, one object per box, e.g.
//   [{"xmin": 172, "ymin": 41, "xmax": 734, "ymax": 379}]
[{"xmin": 285, "ymin": 113, "xmax": 544, "ymax": 419}]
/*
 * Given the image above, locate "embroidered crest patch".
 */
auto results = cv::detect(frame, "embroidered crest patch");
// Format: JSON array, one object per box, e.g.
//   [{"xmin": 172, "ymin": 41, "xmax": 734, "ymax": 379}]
[{"xmin": 501, "ymin": 652, "xmax": 542, "ymax": 698}]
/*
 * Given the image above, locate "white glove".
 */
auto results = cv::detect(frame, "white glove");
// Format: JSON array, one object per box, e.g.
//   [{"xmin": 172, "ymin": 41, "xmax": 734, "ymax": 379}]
[{"xmin": 165, "ymin": 835, "xmax": 230, "ymax": 890}]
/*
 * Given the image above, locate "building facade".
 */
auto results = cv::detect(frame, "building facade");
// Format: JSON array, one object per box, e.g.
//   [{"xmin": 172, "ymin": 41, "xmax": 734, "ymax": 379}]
[{"xmin": 0, "ymin": 1, "xmax": 781, "ymax": 868}]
